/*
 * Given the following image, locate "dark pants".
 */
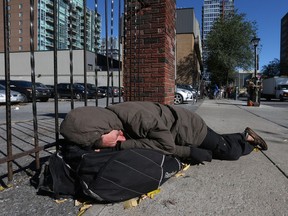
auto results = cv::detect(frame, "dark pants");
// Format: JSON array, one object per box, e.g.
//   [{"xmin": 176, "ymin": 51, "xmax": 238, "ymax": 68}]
[{"xmin": 200, "ymin": 127, "xmax": 254, "ymax": 160}]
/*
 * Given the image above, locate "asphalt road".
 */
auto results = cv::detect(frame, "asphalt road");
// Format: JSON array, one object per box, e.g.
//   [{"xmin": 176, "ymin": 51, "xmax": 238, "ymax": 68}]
[{"xmin": 0, "ymin": 97, "xmax": 115, "ymax": 123}]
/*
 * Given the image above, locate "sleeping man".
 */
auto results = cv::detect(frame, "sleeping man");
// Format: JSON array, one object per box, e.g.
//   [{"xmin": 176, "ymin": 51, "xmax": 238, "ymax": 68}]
[{"xmin": 60, "ymin": 101, "xmax": 268, "ymax": 164}]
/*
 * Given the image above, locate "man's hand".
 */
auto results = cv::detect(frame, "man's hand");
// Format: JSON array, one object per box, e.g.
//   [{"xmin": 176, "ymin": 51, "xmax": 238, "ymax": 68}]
[
  {"xmin": 190, "ymin": 147, "xmax": 212, "ymax": 164},
  {"xmin": 101, "ymin": 130, "xmax": 126, "ymax": 148}
]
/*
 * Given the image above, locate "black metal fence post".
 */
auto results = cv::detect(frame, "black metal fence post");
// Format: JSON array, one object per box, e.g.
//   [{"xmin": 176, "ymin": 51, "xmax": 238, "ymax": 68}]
[
  {"xmin": 3, "ymin": 0, "xmax": 13, "ymax": 182},
  {"xmin": 29, "ymin": 0, "xmax": 40, "ymax": 170}
]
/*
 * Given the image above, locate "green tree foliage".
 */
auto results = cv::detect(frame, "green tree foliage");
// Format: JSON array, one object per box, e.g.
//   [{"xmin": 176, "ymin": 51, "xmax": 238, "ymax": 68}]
[
  {"xmin": 261, "ymin": 58, "xmax": 280, "ymax": 78},
  {"xmin": 205, "ymin": 12, "xmax": 257, "ymax": 85}
]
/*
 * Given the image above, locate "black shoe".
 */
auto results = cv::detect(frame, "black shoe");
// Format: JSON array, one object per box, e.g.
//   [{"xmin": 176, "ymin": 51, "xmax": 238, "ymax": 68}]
[{"xmin": 245, "ymin": 127, "xmax": 268, "ymax": 151}]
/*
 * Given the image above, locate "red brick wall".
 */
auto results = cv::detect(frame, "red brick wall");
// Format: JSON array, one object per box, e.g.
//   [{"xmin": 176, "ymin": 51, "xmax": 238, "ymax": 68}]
[{"xmin": 123, "ymin": 0, "xmax": 176, "ymax": 105}]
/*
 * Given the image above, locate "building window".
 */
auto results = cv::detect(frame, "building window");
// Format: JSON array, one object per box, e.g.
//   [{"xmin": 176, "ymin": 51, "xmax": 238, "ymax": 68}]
[
  {"xmin": 19, "ymin": 4, "xmax": 23, "ymax": 9},
  {"xmin": 19, "ymin": 12, "xmax": 22, "ymax": 17},
  {"xmin": 19, "ymin": 45, "xmax": 23, "ymax": 51},
  {"xmin": 19, "ymin": 20, "xmax": 23, "ymax": 26},
  {"xmin": 19, "ymin": 37, "xmax": 23, "ymax": 42},
  {"xmin": 19, "ymin": 29, "xmax": 22, "ymax": 34}
]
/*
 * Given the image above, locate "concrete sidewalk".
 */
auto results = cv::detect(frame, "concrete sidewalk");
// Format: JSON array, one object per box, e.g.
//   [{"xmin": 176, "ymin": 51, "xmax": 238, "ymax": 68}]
[
  {"xmin": 83, "ymin": 99, "xmax": 288, "ymax": 216},
  {"xmin": 1, "ymin": 99, "xmax": 287, "ymax": 216}
]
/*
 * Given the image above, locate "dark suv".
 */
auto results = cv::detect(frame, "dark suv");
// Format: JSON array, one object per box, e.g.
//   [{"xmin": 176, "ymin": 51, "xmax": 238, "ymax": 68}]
[
  {"xmin": 98, "ymin": 86, "xmax": 120, "ymax": 97},
  {"xmin": 0, "ymin": 80, "xmax": 51, "ymax": 102},
  {"xmin": 75, "ymin": 83, "xmax": 106, "ymax": 98},
  {"xmin": 57, "ymin": 83, "xmax": 96, "ymax": 99}
]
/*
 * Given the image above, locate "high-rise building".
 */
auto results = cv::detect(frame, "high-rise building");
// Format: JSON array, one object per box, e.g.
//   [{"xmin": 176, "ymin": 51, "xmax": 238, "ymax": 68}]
[
  {"xmin": 280, "ymin": 12, "xmax": 288, "ymax": 75},
  {"xmin": 100, "ymin": 37, "xmax": 120, "ymax": 61},
  {"xmin": 201, "ymin": 0, "xmax": 234, "ymax": 76},
  {"xmin": 202, "ymin": 0, "xmax": 234, "ymax": 44},
  {"xmin": 0, "ymin": 0, "xmax": 101, "ymax": 52}
]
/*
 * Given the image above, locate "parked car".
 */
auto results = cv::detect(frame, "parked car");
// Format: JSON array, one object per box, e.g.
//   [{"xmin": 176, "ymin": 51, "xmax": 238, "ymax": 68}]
[
  {"xmin": 74, "ymin": 83, "xmax": 107, "ymax": 98},
  {"xmin": 174, "ymin": 87, "xmax": 194, "ymax": 104},
  {"xmin": 0, "ymin": 80, "xmax": 51, "ymax": 102},
  {"xmin": 95, "ymin": 87, "xmax": 107, "ymax": 98},
  {"xmin": 0, "ymin": 84, "xmax": 25, "ymax": 104},
  {"xmin": 98, "ymin": 86, "xmax": 120, "ymax": 97},
  {"xmin": 57, "ymin": 83, "xmax": 95, "ymax": 99},
  {"xmin": 176, "ymin": 84, "xmax": 199, "ymax": 99},
  {"xmin": 35, "ymin": 82, "xmax": 53, "ymax": 99},
  {"xmin": 45, "ymin": 84, "xmax": 55, "ymax": 98}
]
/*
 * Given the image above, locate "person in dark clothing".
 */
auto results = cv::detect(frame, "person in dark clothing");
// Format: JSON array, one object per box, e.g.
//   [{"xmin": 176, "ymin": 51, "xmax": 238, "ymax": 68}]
[{"xmin": 60, "ymin": 101, "xmax": 268, "ymax": 164}]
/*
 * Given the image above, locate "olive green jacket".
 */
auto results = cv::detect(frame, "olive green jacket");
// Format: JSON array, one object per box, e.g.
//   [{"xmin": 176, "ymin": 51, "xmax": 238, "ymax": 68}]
[{"xmin": 60, "ymin": 101, "xmax": 207, "ymax": 159}]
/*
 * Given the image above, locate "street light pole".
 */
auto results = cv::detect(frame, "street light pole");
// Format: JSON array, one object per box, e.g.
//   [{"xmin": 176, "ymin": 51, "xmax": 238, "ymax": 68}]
[
  {"xmin": 251, "ymin": 37, "xmax": 260, "ymax": 78},
  {"xmin": 247, "ymin": 37, "xmax": 260, "ymax": 106}
]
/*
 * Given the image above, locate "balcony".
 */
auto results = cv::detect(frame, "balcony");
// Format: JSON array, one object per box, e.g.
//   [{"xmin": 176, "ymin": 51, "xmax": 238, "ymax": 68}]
[
  {"xmin": 46, "ymin": 0, "xmax": 53, "ymax": 8},
  {"xmin": 76, "ymin": 4, "xmax": 82, "ymax": 10},
  {"xmin": 46, "ymin": 9, "xmax": 54, "ymax": 15},
  {"xmin": 45, "ymin": 25, "xmax": 54, "ymax": 32},
  {"xmin": 68, "ymin": 27, "xmax": 77, "ymax": 35},
  {"xmin": 46, "ymin": 41, "xmax": 54, "ymax": 48},
  {"xmin": 46, "ymin": 17, "xmax": 54, "ymax": 23},
  {"xmin": 46, "ymin": 33, "xmax": 54, "ymax": 39}
]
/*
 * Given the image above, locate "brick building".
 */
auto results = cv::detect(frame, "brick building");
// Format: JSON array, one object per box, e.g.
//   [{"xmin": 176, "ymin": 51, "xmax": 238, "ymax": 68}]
[
  {"xmin": 176, "ymin": 8, "xmax": 203, "ymax": 87},
  {"xmin": 0, "ymin": 1, "xmax": 37, "ymax": 52}
]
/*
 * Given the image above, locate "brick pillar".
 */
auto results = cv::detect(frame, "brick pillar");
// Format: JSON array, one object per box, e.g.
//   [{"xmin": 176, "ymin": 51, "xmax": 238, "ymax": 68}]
[{"xmin": 123, "ymin": 0, "xmax": 176, "ymax": 105}]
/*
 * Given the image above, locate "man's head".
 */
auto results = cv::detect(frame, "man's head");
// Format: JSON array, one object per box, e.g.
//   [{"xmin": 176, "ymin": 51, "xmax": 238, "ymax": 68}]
[{"xmin": 60, "ymin": 106, "xmax": 123, "ymax": 148}]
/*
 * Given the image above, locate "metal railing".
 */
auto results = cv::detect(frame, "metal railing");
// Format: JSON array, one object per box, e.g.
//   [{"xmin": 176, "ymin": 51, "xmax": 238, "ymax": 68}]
[{"xmin": 0, "ymin": 0, "xmax": 126, "ymax": 183}]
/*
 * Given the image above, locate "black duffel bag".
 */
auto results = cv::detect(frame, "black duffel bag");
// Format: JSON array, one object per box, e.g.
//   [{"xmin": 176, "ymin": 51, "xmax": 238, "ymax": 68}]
[{"xmin": 38, "ymin": 141, "xmax": 182, "ymax": 203}]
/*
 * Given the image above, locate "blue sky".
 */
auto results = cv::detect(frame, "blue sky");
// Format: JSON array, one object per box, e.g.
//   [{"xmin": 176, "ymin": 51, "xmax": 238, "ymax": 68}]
[
  {"xmin": 88, "ymin": 0, "xmax": 287, "ymax": 70},
  {"xmin": 181, "ymin": 0, "xmax": 287, "ymax": 70}
]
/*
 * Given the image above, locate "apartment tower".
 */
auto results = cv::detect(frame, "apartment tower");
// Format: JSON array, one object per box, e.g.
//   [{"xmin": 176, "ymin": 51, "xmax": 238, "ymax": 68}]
[
  {"xmin": 0, "ymin": 0, "xmax": 101, "ymax": 52},
  {"xmin": 201, "ymin": 0, "xmax": 234, "ymax": 76}
]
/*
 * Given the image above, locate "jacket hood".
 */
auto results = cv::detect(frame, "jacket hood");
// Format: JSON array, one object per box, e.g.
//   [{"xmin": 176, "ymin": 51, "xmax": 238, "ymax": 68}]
[{"xmin": 60, "ymin": 106, "xmax": 123, "ymax": 148}]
